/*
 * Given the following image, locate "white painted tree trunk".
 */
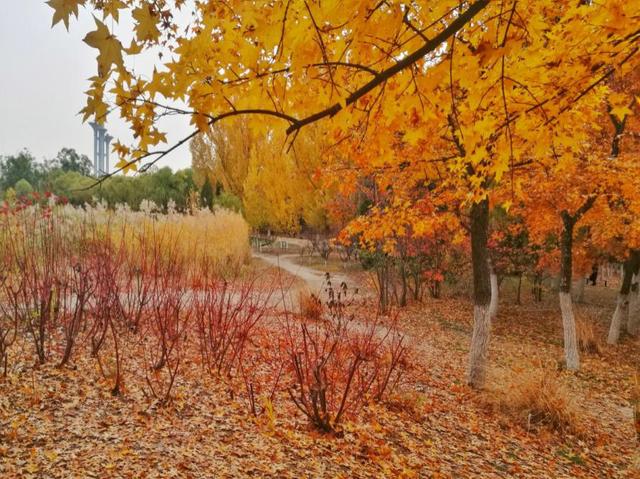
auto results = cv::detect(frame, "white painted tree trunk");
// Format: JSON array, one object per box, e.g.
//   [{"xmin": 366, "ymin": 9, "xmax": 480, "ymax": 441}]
[
  {"xmin": 489, "ymin": 270, "xmax": 499, "ymax": 319},
  {"xmin": 467, "ymin": 304, "xmax": 492, "ymax": 388},
  {"xmin": 627, "ymin": 285, "xmax": 640, "ymax": 337},
  {"xmin": 608, "ymin": 294, "xmax": 628, "ymax": 344},
  {"xmin": 559, "ymin": 292, "xmax": 580, "ymax": 370}
]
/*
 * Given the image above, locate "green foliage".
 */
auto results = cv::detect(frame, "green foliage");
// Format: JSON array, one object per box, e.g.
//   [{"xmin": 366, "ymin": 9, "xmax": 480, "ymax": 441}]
[
  {"xmin": 213, "ymin": 191, "xmax": 242, "ymax": 213},
  {"xmin": 14, "ymin": 178, "xmax": 34, "ymax": 197},
  {"xmin": 3, "ymin": 187, "xmax": 16, "ymax": 204},
  {"xmin": 49, "ymin": 171, "xmax": 95, "ymax": 205},
  {"xmin": 0, "ymin": 147, "xmax": 197, "ymax": 213},
  {"xmin": 200, "ymin": 177, "xmax": 214, "ymax": 210},
  {"xmin": 0, "ymin": 151, "xmax": 42, "ymax": 191},
  {"xmin": 51, "ymin": 148, "xmax": 92, "ymax": 176}
]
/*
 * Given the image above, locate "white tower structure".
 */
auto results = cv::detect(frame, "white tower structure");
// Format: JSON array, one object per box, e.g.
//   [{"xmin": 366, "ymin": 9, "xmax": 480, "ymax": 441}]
[{"xmin": 90, "ymin": 122, "xmax": 112, "ymax": 176}]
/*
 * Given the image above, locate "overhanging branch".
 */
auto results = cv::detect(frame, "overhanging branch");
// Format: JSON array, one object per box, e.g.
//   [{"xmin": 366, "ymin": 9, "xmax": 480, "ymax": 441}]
[{"xmin": 285, "ymin": 0, "xmax": 490, "ymax": 134}]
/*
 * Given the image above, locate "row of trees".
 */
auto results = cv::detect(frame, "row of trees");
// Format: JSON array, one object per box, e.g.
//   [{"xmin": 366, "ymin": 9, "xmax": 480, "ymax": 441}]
[
  {"xmin": 1, "ymin": 145, "xmax": 326, "ymax": 232},
  {"xmin": 0, "ymin": 149, "xmax": 199, "ymax": 212}
]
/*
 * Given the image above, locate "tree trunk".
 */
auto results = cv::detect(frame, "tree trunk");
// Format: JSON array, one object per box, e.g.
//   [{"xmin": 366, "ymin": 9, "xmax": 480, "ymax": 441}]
[
  {"xmin": 628, "ymin": 275, "xmax": 640, "ymax": 337},
  {"xmin": 608, "ymin": 257, "xmax": 635, "ymax": 344},
  {"xmin": 398, "ymin": 259, "xmax": 407, "ymax": 307},
  {"xmin": 608, "ymin": 295, "xmax": 629, "ymax": 345},
  {"xmin": 467, "ymin": 198, "xmax": 492, "ymax": 389},
  {"xmin": 532, "ymin": 274, "xmax": 543, "ymax": 302},
  {"xmin": 489, "ymin": 262, "xmax": 498, "ymax": 319},
  {"xmin": 516, "ymin": 273, "xmax": 523, "ymax": 305},
  {"xmin": 559, "ymin": 213, "xmax": 580, "ymax": 371}
]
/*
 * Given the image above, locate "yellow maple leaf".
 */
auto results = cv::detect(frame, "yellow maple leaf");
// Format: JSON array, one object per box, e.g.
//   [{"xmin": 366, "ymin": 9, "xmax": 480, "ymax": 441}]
[
  {"xmin": 132, "ymin": 5, "xmax": 161, "ymax": 43},
  {"xmin": 47, "ymin": 0, "xmax": 84, "ymax": 30},
  {"xmin": 115, "ymin": 158, "xmax": 138, "ymax": 174},
  {"xmin": 102, "ymin": 0, "xmax": 125, "ymax": 22},
  {"xmin": 124, "ymin": 40, "xmax": 143, "ymax": 55},
  {"xmin": 609, "ymin": 91, "xmax": 633, "ymax": 121},
  {"xmin": 610, "ymin": 105, "xmax": 633, "ymax": 121},
  {"xmin": 83, "ymin": 17, "xmax": 124, "ymax": 76}
]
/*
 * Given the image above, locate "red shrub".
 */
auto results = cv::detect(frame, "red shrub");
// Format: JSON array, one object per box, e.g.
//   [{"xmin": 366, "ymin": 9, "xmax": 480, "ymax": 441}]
[{"xmin": 282, "ymin": 278, "xmax": 408, "ymax": 432}]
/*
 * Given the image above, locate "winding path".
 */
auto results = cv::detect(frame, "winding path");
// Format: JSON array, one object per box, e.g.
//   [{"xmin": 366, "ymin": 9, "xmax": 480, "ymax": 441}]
[{"xmin": 253, "ymin": 252, "xmax": 351, "ymax": 295}]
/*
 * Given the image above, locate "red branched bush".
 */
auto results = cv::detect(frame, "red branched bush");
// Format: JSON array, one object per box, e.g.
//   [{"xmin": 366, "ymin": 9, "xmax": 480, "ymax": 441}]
[
  {"xmin": 282, "ymin": 276, "xmax": 408, "ymax": 432},
  {"xmin": 194, "ymin": 269, "xmax": 274, "ymax": 376}
]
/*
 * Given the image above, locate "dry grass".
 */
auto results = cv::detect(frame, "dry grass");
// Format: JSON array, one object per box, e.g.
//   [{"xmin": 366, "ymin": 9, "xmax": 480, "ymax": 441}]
[
  {"xmin": 298, "ymin": 289, "xmax": 323, "ymax": 321},
  {"xmin": 633, "ymin": 371, "xmax": 640, "ymax": 442},
  {"xmin": 575, "ymin": 317, "xmax": 601, "ymax": 355},
  {"xmin": 484, "ymin": 365, "xmax": 583, "ymax": 435},
  {"xmin": 385, "ymin": 390, "xmax": 429, "ymax": 421},
  {"xmin": 121, "ymin": 207, "xmax": 251, "ymax": 276}
]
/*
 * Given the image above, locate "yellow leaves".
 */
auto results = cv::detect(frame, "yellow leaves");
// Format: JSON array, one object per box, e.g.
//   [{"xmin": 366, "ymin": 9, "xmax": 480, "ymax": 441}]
[
  {"xmin": 80, "ymin": 76, "xmax": 108, "ymax": 122},
  {"xmin": 83, "ymin": 17, "xmax": 123, "ymax": 76},
  {"xmin": 132, "ymin": 4, "xmax": 161, "ymax": 43},
  {"xmin": 475, "ymin": 40, "xmax": 503, "ymax": 67},
  {"xmin": 113, "ymin": 141, "xmax": 130, "ymax": 158},
  {"xmin": 610, "ymin": 104, "xmax": 633, "ymax": 122},
  {"xmin": 44, "ymin": 450, "xmax": 59, "ymax": 462},
  {"xmin": 47, "ymin": 0, "xmax": 84, "ymax": 30},
  {"xmin": 192, "ymin": 113, "xmax": 211, "ymax": 133},
  {"xmin": 493, "ymin": 156, "xmax": 509, "ymax": 183},
  {"xmin": 609, "ymin": 91, "xmax": 633, "ymax": 121},
  {"xmin": 115, "ymin": 157, "xmax": 138, "ymax": 174},
  {"xmin": 124, "ymin": 39, "xmax": 144, "ymax": 55},
  {"xmin": 102, "ymin": 0, "xmax": 126, "ymax": 22}
]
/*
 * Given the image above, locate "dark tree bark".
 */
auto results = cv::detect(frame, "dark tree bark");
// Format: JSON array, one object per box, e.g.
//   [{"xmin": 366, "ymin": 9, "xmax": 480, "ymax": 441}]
[
  {"xmin": 558, "ymin": 197, "xmax": 596, "ymax": 370},
  {"xmin": 467, "ymin": 198, "xmax": 492, "ymax": 388}
]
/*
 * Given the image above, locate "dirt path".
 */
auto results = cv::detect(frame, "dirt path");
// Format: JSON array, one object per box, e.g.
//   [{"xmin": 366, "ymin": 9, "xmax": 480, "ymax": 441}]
[{"xmin": 253, "ymin": 252, "xmax": 351, "ymax": 294}]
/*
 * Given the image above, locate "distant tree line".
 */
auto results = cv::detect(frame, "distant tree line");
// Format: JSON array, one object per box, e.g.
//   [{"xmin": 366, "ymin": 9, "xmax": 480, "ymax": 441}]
[{"xmin": 0, "ymin": 148, "xmax": 240, "ymax": 213}]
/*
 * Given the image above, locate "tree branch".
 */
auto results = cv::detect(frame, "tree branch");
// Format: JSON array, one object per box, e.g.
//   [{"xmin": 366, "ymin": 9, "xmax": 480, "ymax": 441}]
[{"xmin": 285, "ymin": 0, "xmax": 490, "ymax": 134}]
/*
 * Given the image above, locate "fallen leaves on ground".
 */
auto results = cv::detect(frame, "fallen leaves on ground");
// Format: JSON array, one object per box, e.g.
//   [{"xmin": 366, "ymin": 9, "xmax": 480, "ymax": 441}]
[{"xmin": 1, "ymin": 284, "xmax": 638, "ymax": 478}]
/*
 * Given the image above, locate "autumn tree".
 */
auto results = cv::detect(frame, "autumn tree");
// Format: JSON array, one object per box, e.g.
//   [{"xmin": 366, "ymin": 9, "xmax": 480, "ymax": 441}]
[
  {"xmin": 50, "ymin": 0, "xmax": 640, "ymax": 388},
  {"xmin": 191, "ymin": 119, "xmax": 330, "ymax": 232}
]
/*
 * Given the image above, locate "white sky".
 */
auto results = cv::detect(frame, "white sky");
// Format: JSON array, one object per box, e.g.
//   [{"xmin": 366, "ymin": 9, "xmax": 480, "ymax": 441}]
[{"xmin": 0, "ymin": 1, "xmax": 193, "ymax": 171}]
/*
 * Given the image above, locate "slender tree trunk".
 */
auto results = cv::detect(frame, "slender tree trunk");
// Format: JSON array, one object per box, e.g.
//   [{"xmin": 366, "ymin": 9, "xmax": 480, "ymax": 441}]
[
  {"xmin": 399, "ymin": 259, "xmax": 407, "ymax": 307},
  {"xmin": 608, "ymin": 258, "xmax": 635, "ymax": 344},
  {"xmin": 467, "ymin": 198, "xmax": 492, "ymax": 388},
  {"xmin": 608, "ymin": 295, "xmax": 629, "ymax": 344},
  {"xmin": 533, "ymin": 274, "xmax": 543, "ymax": 302},
  {"xmin": 608, "ymin": 252, "xmax": 640, "ymax": 342},
  {"xmin": 489, "ymin": 261, "xmax": 498, "ymax": 319},
  {"xmin": 628, "ymin": 274, "xmax": 640, "ymax": 337},
  {"xmin": 516, "ymin": 273, "xmax": 522, "ymax": 305},
  {"xmin": 559, "ymin": 213, "xmax": 580, "ymax": 371}
]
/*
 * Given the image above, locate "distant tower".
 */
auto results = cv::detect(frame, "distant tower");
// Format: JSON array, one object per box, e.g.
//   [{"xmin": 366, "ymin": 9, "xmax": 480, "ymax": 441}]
[
  {"xmin": 104, "ymin": 134, "xmax": 113, "ymax": 175},
  {"xmin": 90, "ymin": 122, "xmax": 112, "ymax": 176}
]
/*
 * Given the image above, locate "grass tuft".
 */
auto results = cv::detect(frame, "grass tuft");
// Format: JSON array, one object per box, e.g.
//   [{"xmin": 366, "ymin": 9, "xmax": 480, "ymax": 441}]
[{"xmin": 484, "ymin": 365, "xmax": 583, "ymax": 435}]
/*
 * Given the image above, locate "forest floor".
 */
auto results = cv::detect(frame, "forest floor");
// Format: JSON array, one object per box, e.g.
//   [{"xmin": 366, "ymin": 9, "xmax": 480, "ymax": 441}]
[{"xmin": 0, "ymin": 256, "xmax": 638, "ymax": 478}]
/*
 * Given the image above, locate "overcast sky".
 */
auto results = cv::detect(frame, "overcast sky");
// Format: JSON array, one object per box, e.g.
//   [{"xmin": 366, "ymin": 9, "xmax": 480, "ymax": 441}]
[{"xmin": 0, "ymin": 1, "xmax": 193, "ymax": 171}]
